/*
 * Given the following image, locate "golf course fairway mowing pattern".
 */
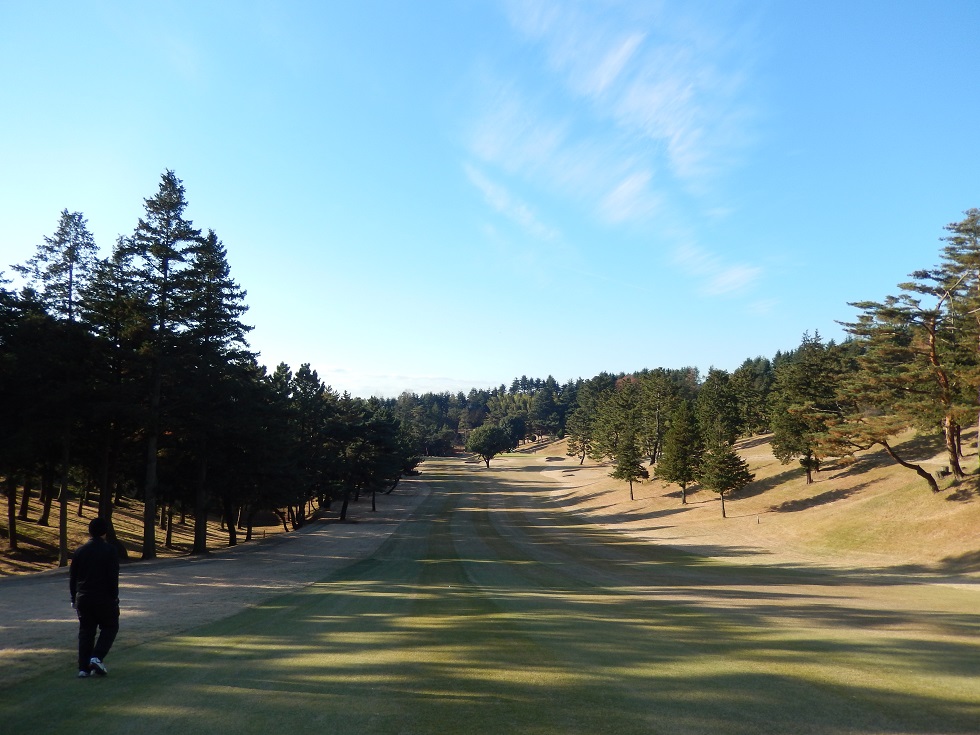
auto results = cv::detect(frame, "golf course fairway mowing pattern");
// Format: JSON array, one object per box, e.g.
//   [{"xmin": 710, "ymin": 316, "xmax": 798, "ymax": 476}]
[{"xmin": 2, "ymin": 456, "xmax": 978, "ymax": 734}]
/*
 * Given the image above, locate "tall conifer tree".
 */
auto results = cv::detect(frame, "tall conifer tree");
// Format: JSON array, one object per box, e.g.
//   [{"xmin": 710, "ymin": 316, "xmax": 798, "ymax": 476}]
[
  {"xmin": 126, "ymin": 170, "xmax": 201, "ymax": 559},
  {"xmin": 655, "ymin": 400, "xmax": 702, "ymax": 504}
]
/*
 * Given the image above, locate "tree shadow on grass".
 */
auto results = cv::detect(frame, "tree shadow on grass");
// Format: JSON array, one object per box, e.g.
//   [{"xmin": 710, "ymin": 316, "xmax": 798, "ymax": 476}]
[
  {"xmin": 735, "ymin": 434, "xmax": 774, "ymax": 451},
  {"xmin": 766, "ymin": 484, "xmax": 872, "ymax": 513},
  {"xmin": 934, "ymin": 550, "xmax": 980, "ymax": 574},
  {"xmin": 944, "ymin": 477, "xmax": 980, "ymax": 502},
  {"xmin": 736, "ymin": 467, "xmax": 803, "ymax": 500}
]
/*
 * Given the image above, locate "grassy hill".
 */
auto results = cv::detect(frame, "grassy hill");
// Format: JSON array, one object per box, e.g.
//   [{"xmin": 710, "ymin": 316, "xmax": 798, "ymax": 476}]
[{"xmin": 529, "ymin": 430, "xmax": 980, "ymax": 576}]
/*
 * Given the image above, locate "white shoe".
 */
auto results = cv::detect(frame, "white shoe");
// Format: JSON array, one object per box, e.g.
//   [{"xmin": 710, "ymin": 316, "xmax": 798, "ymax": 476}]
[
  {"xmin": 89, "ymin": 657, "xmax": 108, "ymax": 676},
  {"xmin": 78, "ymin": 670, "xmax": 91, "ymax": 678}
]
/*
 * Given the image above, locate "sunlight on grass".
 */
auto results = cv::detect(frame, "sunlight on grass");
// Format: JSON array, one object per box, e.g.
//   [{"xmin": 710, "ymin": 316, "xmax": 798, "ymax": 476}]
[{"xmin": 1, "ymin": 449, "xmax": 978, "ymax": 735}]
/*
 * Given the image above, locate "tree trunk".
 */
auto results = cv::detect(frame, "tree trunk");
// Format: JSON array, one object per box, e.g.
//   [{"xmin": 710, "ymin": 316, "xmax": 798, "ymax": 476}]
[
  {"xmin": 141, "ymin": 362, "xmax": 163, "ymax": 560},
  {"xmin": 274, "ymin": 510, "xmax": 288, "ymax": 533},
  {"xmin": 720, "ymin": 492, "xmax": 727, "ymax": 518},
  {"xmin": 192, "ymin": 455, "xmax": 209, "ymax": 554},
  {"xmin": 680, "ymin": 483, "xmax": 687, "ymax": 505},
  {"xmin": 5, "ymin": 475, "xmax": 18, "ymax": 552},
  {"xmin": 76, "ymin": 483, "xmax": 88, "ymax": 516},
  {"xmin": 97, "ymin": 422, "xmax": 117, "ymax": 521},
  {"xmin": 339, "ymin": 490, "xmax": 351, "ymax": 521},
  {"xmin": 58, "ymin": 435, "xmax": 71, "ymax": 567},
  {"xmin": 880, "ymin": 440, "xmax": 941, "ymax": 493},
  {"xmin": 244, "ymin": 507, "xmax": 257, "ymax": 542},
  {"xmin": 17, "ymin": 475, "xmax": 32, "ymax": 521},
  {"xmin": 165, "ymin": 503, "xmax": 175, "ymax": 548},
  {"xmin": 223, "ymin": 498, "xmax": 237, "ymax": 547},
  {"xmin": 942, "ymin": 416, "xmax": 965, "ymax": 479},
  {"xmin": 38, "ymin": 466, "xmax": 54, "ymax": 526},
  {"xmin": 142, "ymin": 429, "xmax": 159, "ymax": 560},
  {"xmin": 629, "ymin": 481, "xmax": 634, "ymax": 501}
]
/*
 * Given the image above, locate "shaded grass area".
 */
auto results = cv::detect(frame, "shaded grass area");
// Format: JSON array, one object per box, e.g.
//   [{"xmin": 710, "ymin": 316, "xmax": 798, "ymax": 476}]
[{"xmin": 3, "ymin": 458, "xmax": 978, "ymax": 734}]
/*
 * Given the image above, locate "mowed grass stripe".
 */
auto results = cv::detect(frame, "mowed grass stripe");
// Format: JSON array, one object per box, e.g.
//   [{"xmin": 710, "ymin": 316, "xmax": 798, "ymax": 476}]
[
  {"xmin": 438, "ymin": 457, "xmax": 980, "ymax": 734},
  {"xmin": 2, "ymin": 455, "xmax": 978, "ymax": 734}
]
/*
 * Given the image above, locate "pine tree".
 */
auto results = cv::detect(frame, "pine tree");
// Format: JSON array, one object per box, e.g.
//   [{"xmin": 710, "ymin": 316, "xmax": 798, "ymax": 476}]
[
  {"xmin": 179, "ymin": 229, "xmax": 253, "ymax": 553},
  {"xmin": 697, "ymin": 440, "xmax": 754, "ymax": 518},
  {"xmin": 125, "ymin": 170, "xmax": 202, "ymax": 559},
  {"xmin": 12, "ymin": 210, "xmax": 99, "ymax": 564},
  {"xmin": 78, "ymin": 238, "xmax": 146, "ymax": 522},
  {"xmin": 565, "ymin": 376, "xmax": 611, "ymax": 464},
  {"xmin": 638, "ymin": 369, "xmax": 679, "ymax": 465},
  {"xmin": 832, "ymin": 271, "xmax": 974, "ymax": 491},
  {"xmin": 937, "ymin": 208, "xmax": 980, "ymax": 467},
  {"xmin": 591, "ymin": 376, "xmax": 643, "ymax": 462},
  {"xmin": 654, "ymin": 400, "xmax": 701, "ymax": 504},
  {"xmin": 609, "ymin": 429, "xmax": 648, "ymax": 500},
  {"xmin": 768, "ymin": 332, "xmax": 846, "ymax": 484},
  {"xmin": 695, "ymin": 368, "xmax": 742, "ymax": 446},
  {"xmin": 730, "ymin": 356, "xmax": 774, "ymax": 436},
  {"xmin": 13, "ymin": 209, "xmax": 98, "ymax": 322}
]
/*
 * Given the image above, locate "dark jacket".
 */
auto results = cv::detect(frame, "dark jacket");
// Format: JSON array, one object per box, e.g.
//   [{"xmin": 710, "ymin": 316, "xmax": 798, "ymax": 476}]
[{"xmin": 69, "ymin": 536, "xmax": 120, "ymax": 604}]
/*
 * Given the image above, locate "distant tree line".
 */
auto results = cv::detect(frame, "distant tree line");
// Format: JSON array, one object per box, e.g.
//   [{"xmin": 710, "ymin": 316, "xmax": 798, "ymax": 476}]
[
  {"xmin": 389, "ymin": 210, "xmax": 980, "ymax": 509},
  {"xmin": 1, "ymin": 171, "xmax": 420, "ymax": 564}
]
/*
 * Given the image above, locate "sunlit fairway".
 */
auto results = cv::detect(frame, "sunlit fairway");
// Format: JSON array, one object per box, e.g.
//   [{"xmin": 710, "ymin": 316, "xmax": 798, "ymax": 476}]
[{"xmin": 3, "ymin": 455, "xmax": 978, "ymax": 735}]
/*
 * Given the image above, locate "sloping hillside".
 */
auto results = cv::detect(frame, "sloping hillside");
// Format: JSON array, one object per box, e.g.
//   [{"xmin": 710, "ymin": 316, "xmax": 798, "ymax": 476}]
[{"xmin": 535, "ymin": 432, "xmax": 980, "ymax": 576}]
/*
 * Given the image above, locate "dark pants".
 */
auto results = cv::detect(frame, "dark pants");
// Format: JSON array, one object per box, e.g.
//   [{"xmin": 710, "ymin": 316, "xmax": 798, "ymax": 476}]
[{"xmin": 76, "ymin": 597, "xmax": 119, "ymax": 671}]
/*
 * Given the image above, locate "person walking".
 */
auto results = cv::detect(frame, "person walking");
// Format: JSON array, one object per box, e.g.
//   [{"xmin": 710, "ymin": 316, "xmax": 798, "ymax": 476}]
[{"xmin": 69, "ymin": 517, "xmax": 120, "ymax": 678}]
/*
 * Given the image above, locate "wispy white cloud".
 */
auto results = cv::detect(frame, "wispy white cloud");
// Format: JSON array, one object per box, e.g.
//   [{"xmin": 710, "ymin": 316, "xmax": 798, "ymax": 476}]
[
  {"xmin": 672, "ymin": 242, "xmax": 761, "ymax": 296},
  {"xmin": 464, "ymin": 163, "xmax": 560, "ymax": 242},
  {"xmin": 466, "ymin": 1, "xmax": 764, "ymax": 297},
  {"xmin": 747, "ymin": 298, "xmax": 779, "ymax": 316},
  {"xmin": 505, "ymin": 0, "xmax": 755, "ymax": 185},
  {"xmin": 599, "ymin": 170, "xmax": 661, "ymax": 223}
]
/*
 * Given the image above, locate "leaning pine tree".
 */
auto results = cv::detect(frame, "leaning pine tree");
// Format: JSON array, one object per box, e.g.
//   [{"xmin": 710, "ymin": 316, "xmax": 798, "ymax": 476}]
[{"xmin": 697, "ymin": 440, "xmax": 754, "ymax": 518}]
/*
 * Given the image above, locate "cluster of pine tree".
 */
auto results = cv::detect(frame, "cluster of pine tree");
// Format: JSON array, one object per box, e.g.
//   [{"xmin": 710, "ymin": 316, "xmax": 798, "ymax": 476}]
[
  {"xmin": 390, "ymin": 209, "xmax": 980, "ymax": 509},
  {"xmin": 1, "ymin": 171, "xmax": 420, "ymax": 564}
]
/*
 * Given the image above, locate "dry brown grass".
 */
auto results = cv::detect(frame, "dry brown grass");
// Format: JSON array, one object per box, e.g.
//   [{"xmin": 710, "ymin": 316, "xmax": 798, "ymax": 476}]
[
  {"xmin": 528, "ymin": 431, "xmax": 980, "ymax": 575},
  {"xmin": 0, "ymin": 493, "xmax": 287, "ymax": 576}
]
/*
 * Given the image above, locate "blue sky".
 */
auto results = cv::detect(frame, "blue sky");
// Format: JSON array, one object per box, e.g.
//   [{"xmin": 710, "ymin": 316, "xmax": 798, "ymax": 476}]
[{"xmin": 2, "ymin": 1, "xmax": 978, "ymax": 397}]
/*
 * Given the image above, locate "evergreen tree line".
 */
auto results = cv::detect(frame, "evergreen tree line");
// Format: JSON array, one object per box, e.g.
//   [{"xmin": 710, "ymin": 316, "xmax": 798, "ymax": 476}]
[
  {"xmin": 1, "ymin": 171, "xmax": 420, "ymax": 564},
  {"xmin": 390, "ymin": 209, "xmax": 980, "ymax": 511}
]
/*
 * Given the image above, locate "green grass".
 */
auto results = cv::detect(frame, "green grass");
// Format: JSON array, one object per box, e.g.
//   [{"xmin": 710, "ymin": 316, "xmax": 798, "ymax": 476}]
[{"xmin": 3, "ymin": 457, "xmax": 979, "ymax": 734}]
